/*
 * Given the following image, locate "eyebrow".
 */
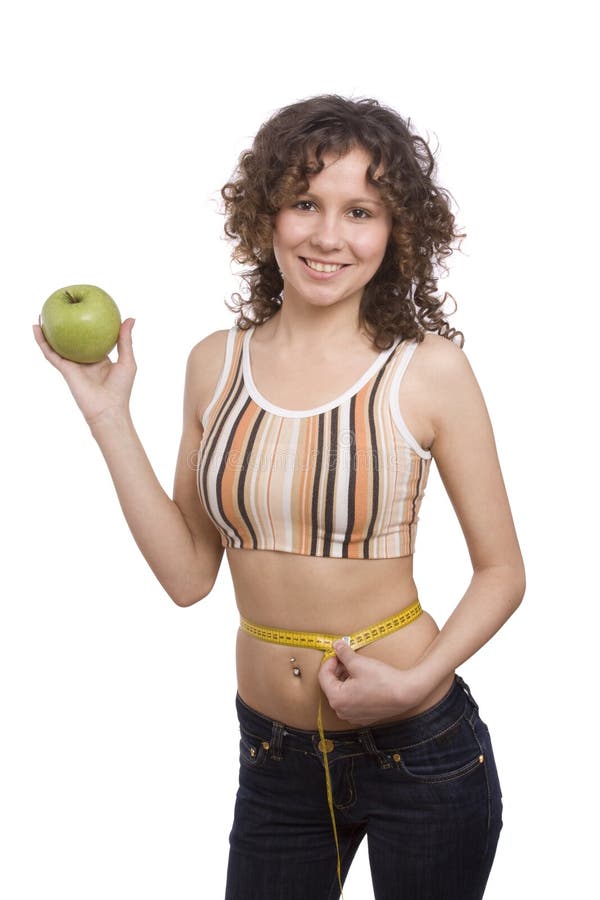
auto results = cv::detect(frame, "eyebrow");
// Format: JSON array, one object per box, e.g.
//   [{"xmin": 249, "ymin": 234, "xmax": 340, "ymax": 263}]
[{"xmin": 301, "ymin": 191, "xmax": 384, "ymax": 207}]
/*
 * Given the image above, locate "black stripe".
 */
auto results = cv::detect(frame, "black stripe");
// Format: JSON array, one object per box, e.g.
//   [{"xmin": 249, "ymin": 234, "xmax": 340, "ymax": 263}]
[
  {"xmin": 361, "ymin": 339, "xmax": 407, "ymax": 557},
  {"xmin": 341, "ymin": 396, "xmax": 357, "ymax": 558},
  {"xmin": 310, "ymin": 414, "xmax": 325, "ymax": 556},
  {"xmin": 210, "ymin": 396, "xmax": 251, "ymax": 549},
  {"xmin": 199, "ymin": 345, "xmax": 246, "ymax": 547},
  {"xmin": 199, "ymin": 342, "xmax": 243, "ymax": 468},
  {"xmin": 237, "ymin": 407, "xmax": 267, "ymax": 548},
  {"xmin": 408, "ymin": 457, "xmax": 425, "ymax": 553},
  {"xmin": 322, "ymin": 407, "xmax": 338, "ymax": 557},
  {"xmin": 198, "ymin": 354, "xmax": 243, "ymax": 534}
]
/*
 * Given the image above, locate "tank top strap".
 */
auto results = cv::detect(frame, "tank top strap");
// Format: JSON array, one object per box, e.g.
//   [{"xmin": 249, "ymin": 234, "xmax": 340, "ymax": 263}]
[
  {"xmin": 201, "ymin": 325, "xmax": 244, "ymax": 432},
  {"xmin": 385, "ymin": 339, "xmax": 432, "ymax": 460}
]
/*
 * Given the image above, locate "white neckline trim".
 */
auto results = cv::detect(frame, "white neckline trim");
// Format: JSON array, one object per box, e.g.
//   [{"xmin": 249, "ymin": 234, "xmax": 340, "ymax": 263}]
[{"xmin": 242, "ymin": 326, "xmax": 402, "ymax": 419}]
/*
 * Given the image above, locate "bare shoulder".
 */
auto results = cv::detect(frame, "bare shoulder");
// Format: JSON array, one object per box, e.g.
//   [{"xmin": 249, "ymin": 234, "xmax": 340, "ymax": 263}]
[
  {"xmin": 185, "ymin": 328, "xmax": 231, "ymax": 425},
  {"xmin": 399, "ymin": 332, "xmax": 473, "ymax": 450},
  {"xmin": 410, "ymin": 332, "xmax": 477, "ymax": 400},
  {"xmin": 412, "ymin": 331, "xmax": 466, "ymax": 372},
  {"xmin": 188, "ymin": 328, "xmax": 230, "ymax": 369}
]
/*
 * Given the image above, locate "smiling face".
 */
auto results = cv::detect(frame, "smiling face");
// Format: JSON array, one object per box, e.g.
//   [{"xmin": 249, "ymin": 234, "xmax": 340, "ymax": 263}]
[{"xmin": 272, "ymin": 145, "xmax": 392, "ymax": 314}]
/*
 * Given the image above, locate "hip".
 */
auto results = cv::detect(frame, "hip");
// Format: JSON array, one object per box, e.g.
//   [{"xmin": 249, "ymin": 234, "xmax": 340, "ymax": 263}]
[{"xmin": 234, "ymin": 673, "xmax": 502, "ymax": 799}]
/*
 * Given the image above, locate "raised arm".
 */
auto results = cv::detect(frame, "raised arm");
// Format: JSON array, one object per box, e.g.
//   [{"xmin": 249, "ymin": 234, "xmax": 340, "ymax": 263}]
[{"xmin": 33, "ymin": 319, "xmax": 225, "ymax": 607}]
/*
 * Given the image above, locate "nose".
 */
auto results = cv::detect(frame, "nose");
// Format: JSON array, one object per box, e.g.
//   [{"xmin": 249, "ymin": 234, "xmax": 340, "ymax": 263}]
[{"xmin": 309, "ymin": 214, "xmax": 345, "ymax": 253}]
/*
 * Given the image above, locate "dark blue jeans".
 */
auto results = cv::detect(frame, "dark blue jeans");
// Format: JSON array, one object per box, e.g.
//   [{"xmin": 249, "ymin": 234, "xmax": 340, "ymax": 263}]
[{"xmin": 225, "ymin": 675, "xmax": 503, "ymax": 899}]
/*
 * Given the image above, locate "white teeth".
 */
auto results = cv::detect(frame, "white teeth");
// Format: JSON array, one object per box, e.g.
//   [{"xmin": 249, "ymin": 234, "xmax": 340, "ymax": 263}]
[{"xmin": 304, "ymin": 258, "xmax": 344, "ymax": 273}]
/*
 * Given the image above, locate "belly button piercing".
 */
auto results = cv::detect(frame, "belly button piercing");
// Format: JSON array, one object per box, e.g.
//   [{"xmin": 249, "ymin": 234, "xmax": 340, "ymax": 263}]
[{"xmin": 290, "ymin": 656, "xmax": 301, "ymax": 677}]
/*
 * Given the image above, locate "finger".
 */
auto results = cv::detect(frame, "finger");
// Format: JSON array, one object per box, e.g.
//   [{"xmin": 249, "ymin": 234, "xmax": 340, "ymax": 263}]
[
  {"xmin": 318, "ymin": 658, "xmax": 344, "ymax": 694},
  {"xmin": 335, "ymin": 663, "xmax": 349, "ymax": 681},
  {"xmin": 320, "ymin": 656, "xmax": 338, "ymax": 675},
  {"xmin": 32, "ymin": 323, "xmax": 71, "ymax": 372},
  {"xmin": 332, "ymin": 639, "xmax": 357, "ymax": 669},
  {"xmin": 116, "ymin": 318, "xmax": 136, "ymax": 367}
]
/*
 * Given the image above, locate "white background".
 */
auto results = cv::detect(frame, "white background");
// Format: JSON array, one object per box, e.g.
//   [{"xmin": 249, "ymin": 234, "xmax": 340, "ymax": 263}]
[{"xmin": 1, "ymin": 1, "xmax": 597, "ymax": 897}]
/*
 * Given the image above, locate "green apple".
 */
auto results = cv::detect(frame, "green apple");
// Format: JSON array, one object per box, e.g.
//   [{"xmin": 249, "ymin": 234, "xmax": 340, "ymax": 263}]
[{"xmin": 40, "ymin": 284, "xmax": 122, "ymax": 364}]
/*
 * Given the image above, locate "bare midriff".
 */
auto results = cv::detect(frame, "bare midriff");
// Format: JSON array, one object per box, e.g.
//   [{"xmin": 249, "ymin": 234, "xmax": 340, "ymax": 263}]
[{"xmin": 228, "ymin": 546, "xmax": 455, "ymax": 731}]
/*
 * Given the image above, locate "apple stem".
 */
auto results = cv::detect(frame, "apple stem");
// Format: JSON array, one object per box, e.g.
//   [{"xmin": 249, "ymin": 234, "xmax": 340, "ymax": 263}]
[{"xmin": 64, "ymin": 291, "xmax": 81, "ymax": 304}]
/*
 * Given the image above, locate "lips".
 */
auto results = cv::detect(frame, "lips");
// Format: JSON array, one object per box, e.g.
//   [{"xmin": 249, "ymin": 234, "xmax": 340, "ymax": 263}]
[{"xmin": 301, "ymin": 257, "xmax": 349, "ymax": 273}]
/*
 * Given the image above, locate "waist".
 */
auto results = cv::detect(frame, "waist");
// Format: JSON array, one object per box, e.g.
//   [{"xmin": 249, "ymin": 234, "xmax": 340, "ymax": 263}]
[
  {"xmin": 228, "ymin": 546, "xmax": 418, "ymax": 630},
  {"xmin": 235, "ymin": 599, "xmax": 445, "ymax": 731},
  {"xmin": 239, "ymin": 600, "xmax": 423, "ymax": 660}
]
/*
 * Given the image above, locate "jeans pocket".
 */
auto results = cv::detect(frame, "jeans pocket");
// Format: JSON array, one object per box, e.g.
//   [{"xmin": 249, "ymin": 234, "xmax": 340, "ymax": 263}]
[
  {"xmin": 389, "ymin": 713, "xmax": 485, "ymax": 784},
  {"xmin": 477, "ymin": 719, "xmax": 504, "ymax": 802},
  {"xmin": 238, "ymin": 725, "xmax": 271, "ymax": 770}
]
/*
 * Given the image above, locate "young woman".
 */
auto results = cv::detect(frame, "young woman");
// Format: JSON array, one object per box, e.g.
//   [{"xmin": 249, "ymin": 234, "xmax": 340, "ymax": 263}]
[{"xmin": 33, "ymin": 94, "xmax": 525, "ymax": 900}]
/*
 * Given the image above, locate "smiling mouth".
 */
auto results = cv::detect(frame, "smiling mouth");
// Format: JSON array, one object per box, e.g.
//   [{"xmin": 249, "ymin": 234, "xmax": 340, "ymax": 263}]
[{"xmin": 301, "ymin": 257, "xmax": 349, "ymax": 273}]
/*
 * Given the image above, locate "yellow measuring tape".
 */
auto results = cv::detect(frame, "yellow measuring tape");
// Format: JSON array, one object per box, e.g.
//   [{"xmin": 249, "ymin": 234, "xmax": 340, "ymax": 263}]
[{"xmin": 239, "ymin": 599, "xmax": 423, "ymax": 898}]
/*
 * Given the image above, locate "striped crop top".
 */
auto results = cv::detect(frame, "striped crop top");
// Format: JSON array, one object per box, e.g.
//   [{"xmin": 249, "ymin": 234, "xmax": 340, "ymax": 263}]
[{"xmin": 196, "ymin": 325, "xmax": 432, "ymax": 560}]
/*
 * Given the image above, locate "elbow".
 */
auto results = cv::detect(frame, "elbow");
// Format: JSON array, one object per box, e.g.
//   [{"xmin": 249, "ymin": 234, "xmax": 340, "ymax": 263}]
[
  {"xmin": 517, "ymin": 569, "xmax": 527, "ymax": 607},
  {"xmin": 475, "ymin": 559, "xmax": 526, "ymax": 612},
  {"xmin": 169, "ymin": 581, "xmax": 213, "ymax": 608},
  {"xmin": 171, "ymin": 593, "xmax": 204, "ymax": 608},
  {"xmin": 167, "ymin": 549, "xmax": 223, "ymax": 607},
  {"xmin": 510, "ymin": 562, "xmax": 527, "ymax": 611}
]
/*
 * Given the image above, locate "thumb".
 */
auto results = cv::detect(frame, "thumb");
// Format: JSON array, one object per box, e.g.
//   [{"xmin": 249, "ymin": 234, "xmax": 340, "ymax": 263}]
[
  {"xmin": 117, "ymin": 318, "xmax": 136, "ymax": 365},
  {"xmin": 332, "ymin": 638, "xmax": 357, "ymax": 669}
]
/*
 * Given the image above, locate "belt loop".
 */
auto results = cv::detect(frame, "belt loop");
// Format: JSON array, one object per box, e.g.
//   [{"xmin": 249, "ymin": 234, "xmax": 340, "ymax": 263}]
[
  {"xmin": 456, "ymin": 674, "xmax": 479, "ymax": 712},
  {"xmin": 358, "ymin": 728, "xmax": 391, "ymax": 769},
  {"xmin": 269, "ymin": 719, "xmax": 285, "ymax": 760}
]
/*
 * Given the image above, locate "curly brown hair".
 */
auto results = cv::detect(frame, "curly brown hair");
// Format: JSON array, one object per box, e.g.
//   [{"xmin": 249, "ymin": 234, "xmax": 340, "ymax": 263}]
[{"xmin": 220, "ymin": 94, "xmax": 466, "ymax": 349}]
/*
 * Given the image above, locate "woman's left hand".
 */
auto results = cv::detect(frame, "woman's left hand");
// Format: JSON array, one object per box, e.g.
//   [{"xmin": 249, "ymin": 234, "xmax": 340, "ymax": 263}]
[{"xmin": 317, "ymin": 640, "xmax": 426, "ymax": 727}]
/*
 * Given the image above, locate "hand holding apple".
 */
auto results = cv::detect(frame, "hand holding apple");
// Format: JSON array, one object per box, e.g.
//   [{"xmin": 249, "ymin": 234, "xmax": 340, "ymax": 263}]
[
  {"xmin": 40, "ymin": 284, "xmax": 121, "ymax": 363},
  {"xmin": 33, "ymin": 285, "xmax": 137, "ymax": 429}
]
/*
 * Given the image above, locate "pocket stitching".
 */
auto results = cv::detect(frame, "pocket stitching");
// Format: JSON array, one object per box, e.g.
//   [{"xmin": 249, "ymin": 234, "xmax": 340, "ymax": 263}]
[
  {"xmin": 390, "ymin": 710, "xmax": 467, "ymax": 753},
  {"xmin": 388, "ymin": 710, "xmax": 484, "ymax": 783},
  {"xmin": 239, "ymin": 730, "xmax": 269, "ymax": 769},
  {"xmin": 393, "ymin": 751, "xmax": 484, "ymax": 784}
]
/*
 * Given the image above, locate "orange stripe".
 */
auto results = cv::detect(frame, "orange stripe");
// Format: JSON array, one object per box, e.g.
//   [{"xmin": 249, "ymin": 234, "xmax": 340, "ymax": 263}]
[
  {"xmin": 298, "ymin": 416, "xmax": 314, "ymax": 556},
  {"xmin": 287, "ymin": 418, "xmax": 301, "ymax": 556},
  {"xmin": 264, "ymin": 416, "xmax": 284, "ymax": 550},
  {"xmin": 218, "ymin": 402, "xmax": 256, "ymax": 546},
  {"xmin": 347, "ymin": 384, "xmax": 371, "ymax": 558}
]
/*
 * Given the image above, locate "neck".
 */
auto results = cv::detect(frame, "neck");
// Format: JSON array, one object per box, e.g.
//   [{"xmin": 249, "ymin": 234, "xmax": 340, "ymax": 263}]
[{"xmin": 264, "ymin": 303, "xmax": 371, "ymax": 356}]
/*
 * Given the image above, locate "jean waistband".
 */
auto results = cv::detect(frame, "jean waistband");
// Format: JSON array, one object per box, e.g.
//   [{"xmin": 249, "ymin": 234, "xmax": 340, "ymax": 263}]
[{"xmin": 235, "ymin": 673, "xmax": 478, "ymax": 760}]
